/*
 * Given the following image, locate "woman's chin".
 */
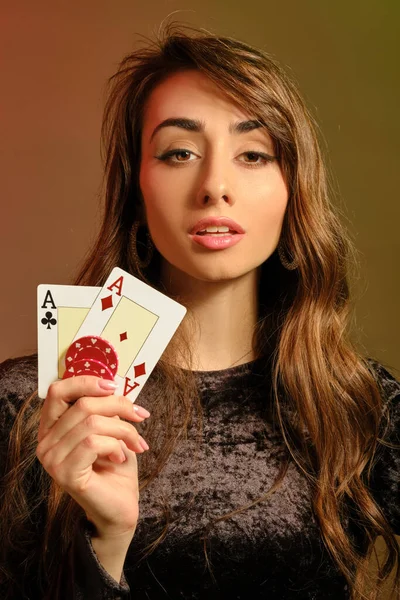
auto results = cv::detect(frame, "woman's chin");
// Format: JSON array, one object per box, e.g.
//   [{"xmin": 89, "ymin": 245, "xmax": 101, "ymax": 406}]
[{"xmin": 161, "ymin": 256, "xmax": 259, "ymax": 287}]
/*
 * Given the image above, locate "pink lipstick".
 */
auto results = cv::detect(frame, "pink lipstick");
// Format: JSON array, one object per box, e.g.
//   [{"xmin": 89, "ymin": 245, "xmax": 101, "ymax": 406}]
[{"xmin": 189, "ymin": 217, "xmax": 245, "ymax": 250}]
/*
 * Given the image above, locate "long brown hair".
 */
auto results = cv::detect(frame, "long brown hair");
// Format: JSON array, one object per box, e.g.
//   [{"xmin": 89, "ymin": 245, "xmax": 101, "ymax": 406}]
[{"xmin": 1, "ymin": 22, "xmax": 399, "ymax": 599}]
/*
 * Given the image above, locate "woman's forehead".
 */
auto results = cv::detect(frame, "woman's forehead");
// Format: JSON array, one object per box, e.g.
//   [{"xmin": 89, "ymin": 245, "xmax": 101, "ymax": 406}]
[
  {"xmin": 142, "ymin": 70, "xmax": 254, "ymax": 132},
  {"xmin": 140, "ymin": 74, "xmax": 277, "ymax": 154}
]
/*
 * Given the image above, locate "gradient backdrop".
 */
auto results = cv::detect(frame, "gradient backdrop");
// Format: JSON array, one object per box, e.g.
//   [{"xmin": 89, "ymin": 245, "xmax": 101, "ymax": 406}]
[{"xmin": 1, "ymin": 1, "xmax": 399, "ymax": 594}]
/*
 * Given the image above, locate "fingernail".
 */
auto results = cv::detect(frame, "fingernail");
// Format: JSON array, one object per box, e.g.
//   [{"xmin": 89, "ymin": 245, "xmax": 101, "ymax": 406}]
[
  {"xmin": 133, "ymin": 405, "xmax": 151, "ymax": 418},
  {"xmin": 98, "ymin": 379, "xmax": 118, "ymax": 390},
  {"xmin": 138, "ymin": 436, "xmax": 150, "ymax": 451}
]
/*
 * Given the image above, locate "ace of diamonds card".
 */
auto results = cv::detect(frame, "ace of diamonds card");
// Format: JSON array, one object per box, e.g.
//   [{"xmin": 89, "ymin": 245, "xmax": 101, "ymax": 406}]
[{"xmin": 72, "ymin": 268, "xmax": 187, "ymax": 402}]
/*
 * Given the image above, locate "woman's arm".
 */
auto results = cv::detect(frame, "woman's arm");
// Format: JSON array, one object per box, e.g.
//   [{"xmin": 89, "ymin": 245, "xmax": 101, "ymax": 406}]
[{"xmin": 0, "ymin": 356, "xmax": 147, "ymax": 599}]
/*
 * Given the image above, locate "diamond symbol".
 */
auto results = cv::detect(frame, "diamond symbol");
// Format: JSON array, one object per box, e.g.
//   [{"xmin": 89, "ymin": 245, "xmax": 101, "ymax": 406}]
[
  {"xmin": 67, "ymin": 356, "xmax": 72, "ymax": 362},
  {"xmin": 101, "ymin": 295, "xmax": 113, "ymax": 311},
  {"xmin": 134, "ymin": 362, "xmax": 146, "ymax": 378},
  {"xmin": 120, "ymin": 331, "xmax": 128, "ymax": 342},
  {"xmin": 84, "ymin": 361, "xmax": 90, "ymax": 368}
]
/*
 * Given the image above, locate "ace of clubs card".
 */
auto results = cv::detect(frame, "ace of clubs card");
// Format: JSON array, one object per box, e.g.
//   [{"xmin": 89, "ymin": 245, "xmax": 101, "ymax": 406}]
[{"xmin": 37, "ymin": 284, "xmax": 101, "ymax": 399}]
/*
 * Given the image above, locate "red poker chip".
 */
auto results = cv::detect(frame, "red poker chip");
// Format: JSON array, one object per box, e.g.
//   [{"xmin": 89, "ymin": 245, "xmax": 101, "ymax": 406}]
[
  {"xmin": 62, "ymin": 358, "xmax": 114, "ymax": 380},
  {"xmin": 65, "ymin": 336, "xmax": 118, "ymax": 377}
]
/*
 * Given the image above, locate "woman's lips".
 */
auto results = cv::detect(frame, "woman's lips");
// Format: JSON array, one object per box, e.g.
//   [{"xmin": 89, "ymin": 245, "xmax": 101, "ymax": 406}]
[
  {"xmin": 189, "ymin": 217, "xmax": 245, "ymax": 235},
  {"xmin": 188, "ymin": 216, "xmax": 245, "ymax": 250},
  {"xmin": 189, "ymin": 232, "xmax": 245, "ymax": 250}
]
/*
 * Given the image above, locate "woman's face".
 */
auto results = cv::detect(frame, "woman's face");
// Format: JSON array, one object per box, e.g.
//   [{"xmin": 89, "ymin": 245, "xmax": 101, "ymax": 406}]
[{"xmin": 139, "ymin": 69, "xmax": 289, "ymax": 283}]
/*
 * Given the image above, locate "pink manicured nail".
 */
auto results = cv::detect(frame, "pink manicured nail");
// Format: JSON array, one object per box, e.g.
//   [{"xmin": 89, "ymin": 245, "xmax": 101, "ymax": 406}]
[
  {"xmin": 98, "ymin": 379, "xmax": 118, "ymax": 390},
  {"xmin": 133, "ymin": 405, "xmax": 151, "ymax": 418},
  {"xmin": 138, "ymin": 436, "xmax": 150, "ymax": 451}
]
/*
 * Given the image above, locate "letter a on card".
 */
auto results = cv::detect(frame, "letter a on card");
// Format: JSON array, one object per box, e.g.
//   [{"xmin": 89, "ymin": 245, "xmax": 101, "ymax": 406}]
[{"xmin": 107, "ymin": 275, "xmax": 123, "ymax": 296}]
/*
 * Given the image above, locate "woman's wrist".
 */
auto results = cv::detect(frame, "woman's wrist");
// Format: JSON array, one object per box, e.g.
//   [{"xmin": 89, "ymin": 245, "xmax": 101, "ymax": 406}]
[{"xmin": 90, "ymin": 528, "xmax": 135, "ymax": 583}]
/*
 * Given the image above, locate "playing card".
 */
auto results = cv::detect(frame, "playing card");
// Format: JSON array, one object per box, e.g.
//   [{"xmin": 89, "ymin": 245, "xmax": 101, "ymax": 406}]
[
  {"xmin": 73, "ymin": 267, "xmax": 187, "ymax": 402},
  {"xmin": 37, "ymin": 284, "xmax": 100, "ymax": 398}
]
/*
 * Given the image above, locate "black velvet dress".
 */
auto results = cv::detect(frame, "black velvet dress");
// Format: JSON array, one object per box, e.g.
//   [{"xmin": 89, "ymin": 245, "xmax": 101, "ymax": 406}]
[{"xmin": 1, "ymin": 354, "xmax": 399, "ymax": 599}]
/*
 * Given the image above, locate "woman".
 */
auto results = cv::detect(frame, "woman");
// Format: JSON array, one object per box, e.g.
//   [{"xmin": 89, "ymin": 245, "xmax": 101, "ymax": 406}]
[{"xmin": 1, "ymin": 23, "xmax": 399, "ymax": 600}]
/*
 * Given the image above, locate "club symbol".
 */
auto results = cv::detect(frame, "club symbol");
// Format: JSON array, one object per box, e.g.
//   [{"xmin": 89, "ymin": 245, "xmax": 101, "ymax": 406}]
[{"xmin": 41, "ymin": 311, "xmax": 57, "ymax": 330}]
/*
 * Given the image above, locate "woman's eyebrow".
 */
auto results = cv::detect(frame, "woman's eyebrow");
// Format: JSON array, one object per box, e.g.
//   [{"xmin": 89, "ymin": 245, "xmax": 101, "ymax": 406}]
[{"xmin": 149, "ymin": 117, "xmax": 262, "ymax": 143}]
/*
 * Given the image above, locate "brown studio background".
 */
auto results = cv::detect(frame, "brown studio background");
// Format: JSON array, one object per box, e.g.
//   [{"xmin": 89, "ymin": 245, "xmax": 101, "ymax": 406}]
[{"xmin": 0, "ymin": 1, "xmax": 399, "ymax": 595}]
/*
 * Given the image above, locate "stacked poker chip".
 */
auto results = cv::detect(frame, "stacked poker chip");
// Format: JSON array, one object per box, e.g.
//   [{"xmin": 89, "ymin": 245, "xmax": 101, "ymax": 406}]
[{"xmin": 62, "ymin": 336, "xmax": 119, "ymax": 381}]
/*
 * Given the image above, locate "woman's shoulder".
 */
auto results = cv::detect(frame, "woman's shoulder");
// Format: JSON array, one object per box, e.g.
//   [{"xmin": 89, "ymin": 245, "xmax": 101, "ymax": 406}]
[
  {"xmin": 0, "ymin": 355, "xmax": 39, "ymax": 480},
  {"xmin": 366, "ymin": 357, "xmax": 400, "ymax": 404},
  {"xmin": 0, "ymin": 353, "xmax": 38, "ymax": 415},
  {"xmin": 362, "ymin": 358, "xmax": 400, "ymax": 534}
]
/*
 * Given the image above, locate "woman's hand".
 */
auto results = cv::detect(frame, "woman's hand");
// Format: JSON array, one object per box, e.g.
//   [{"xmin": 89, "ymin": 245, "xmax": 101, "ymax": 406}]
[{"xmin": 36, "ymin": 376, "xmax": 150, "ymax": 540}]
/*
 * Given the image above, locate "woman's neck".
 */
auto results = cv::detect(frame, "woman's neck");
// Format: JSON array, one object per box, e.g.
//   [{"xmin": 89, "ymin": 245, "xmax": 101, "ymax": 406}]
[{"xmin": 161, "ymin": 262, "xmax": 260, "ymax": 371}]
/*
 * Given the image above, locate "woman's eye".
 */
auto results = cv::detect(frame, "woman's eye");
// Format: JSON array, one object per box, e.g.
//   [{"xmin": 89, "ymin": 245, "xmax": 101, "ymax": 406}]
[
  {"xmin": 156, "ymin": 149, "xmax": 196, "ymax": 164},
  {"xmin": 175, "ymin": 150, "xmax": 194, "ymax": 162},
  {"xmin": 240, "ymin": 152, "xmax": 275, "ymax": 167},
  {"xmin": 155, "ymin": 149, "xmax": 276, "ymax": 167}
]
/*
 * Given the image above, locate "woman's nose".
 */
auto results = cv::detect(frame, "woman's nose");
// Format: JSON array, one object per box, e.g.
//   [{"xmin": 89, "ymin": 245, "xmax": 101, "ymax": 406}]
[
  {"xmin": 201, "ymin": 192, "xmax": 230, "ymax": 206},
  {"xmin": 195, "ymin": 154, "xmax": 236, "ymax": 208}
]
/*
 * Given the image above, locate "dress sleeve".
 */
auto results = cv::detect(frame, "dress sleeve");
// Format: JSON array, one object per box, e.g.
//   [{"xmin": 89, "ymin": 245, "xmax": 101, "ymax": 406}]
[
  {"xmin": 58, "ymin": 517, "xmax": 130, "ymax": 599},
  {"xmin": 367, "ymin": 358, "xmax": 400, "ymax": 535},
  {"xmin": 0, "ymin": 356, "xmax": 130, "ymax": 599}
]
